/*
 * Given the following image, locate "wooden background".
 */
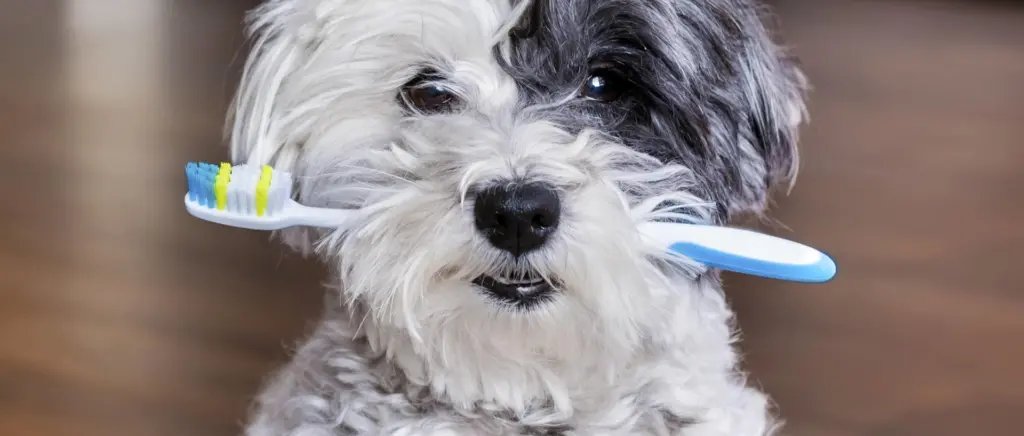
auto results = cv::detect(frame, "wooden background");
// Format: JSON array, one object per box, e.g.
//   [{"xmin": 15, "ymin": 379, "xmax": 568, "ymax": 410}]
[{"xmin": 0, "ymin": 0, "xmax": 1021, "ymax": 435}]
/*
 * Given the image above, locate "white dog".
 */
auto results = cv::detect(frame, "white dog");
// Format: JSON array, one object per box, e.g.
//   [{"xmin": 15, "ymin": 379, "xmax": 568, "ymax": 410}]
[{"xmin": 227, "ymin": 0, "xmax": 807, "ymax": 434}]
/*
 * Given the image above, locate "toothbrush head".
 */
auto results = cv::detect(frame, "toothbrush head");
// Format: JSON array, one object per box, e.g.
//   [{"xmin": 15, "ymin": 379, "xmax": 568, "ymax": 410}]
[
  {"xmin": 183, "ymin": 161, "xmax": 304, "ymax": 230},
  {"xmin": 185, "ymin": 161, "xmax": 293, "ymax": 217}
]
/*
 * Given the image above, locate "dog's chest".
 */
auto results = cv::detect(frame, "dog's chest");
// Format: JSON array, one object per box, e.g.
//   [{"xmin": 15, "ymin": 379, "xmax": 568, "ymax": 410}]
[{"xmin": 342, "ymin": 368, "xmax": 693, "ymax": 436}]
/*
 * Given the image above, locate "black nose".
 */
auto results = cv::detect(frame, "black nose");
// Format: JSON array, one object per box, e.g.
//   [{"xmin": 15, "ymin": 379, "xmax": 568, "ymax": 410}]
[{"xmin": 473, "ymin": 183, "xmax": 561, "ymax": 256}]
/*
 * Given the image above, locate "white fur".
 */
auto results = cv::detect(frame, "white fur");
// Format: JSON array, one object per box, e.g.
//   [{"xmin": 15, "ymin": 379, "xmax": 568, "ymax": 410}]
[{"xmin": 228, "ymin": 0, "xmax": 782, "ymax": 434}]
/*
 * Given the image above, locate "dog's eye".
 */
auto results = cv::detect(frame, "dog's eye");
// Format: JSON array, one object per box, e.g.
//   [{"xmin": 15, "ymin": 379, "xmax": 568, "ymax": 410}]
[
  {"xmin": 400, "ymin": 72, "xmax": 458, "ymax": 113},
  {"xmin": 580, "ymin": 69, "xmax": 628, "ymax": 102}
]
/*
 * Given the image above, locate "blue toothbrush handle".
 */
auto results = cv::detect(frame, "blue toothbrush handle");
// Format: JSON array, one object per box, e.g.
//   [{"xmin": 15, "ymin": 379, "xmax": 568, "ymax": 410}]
[
  {"xmin": 669, "ymin": 241, "xmax": 836, "ymax": 283},
  {"xmin": 640, "ymin": 222, "xmax": 837, "ymax": 283}
]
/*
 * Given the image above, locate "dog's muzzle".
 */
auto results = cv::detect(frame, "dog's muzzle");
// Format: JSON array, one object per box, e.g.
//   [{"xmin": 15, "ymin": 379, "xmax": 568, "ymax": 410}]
[{"xmin": 471, "ymin": 181, "xmax": 562, "ymax": 308}]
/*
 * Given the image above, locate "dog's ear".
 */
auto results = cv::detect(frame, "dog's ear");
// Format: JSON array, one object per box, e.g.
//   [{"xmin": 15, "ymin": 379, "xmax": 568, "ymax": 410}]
[
  {"xmin": 649, "ymin": 5, "xmax": 807, "ymax": 222},
  {"xmin": 738, "ymin": 41, "xmax": 807, "ymax": 204},
  {"xmin": 725, "ymin": 20, "xmax": 808, "ymax": 217},
  {"xmin": 682, "ymin": 21, "xmax": 808, "ymax": 220},
  {"xmin": 226, "ymin": 3, "xmax": 318, "ymax": 254}
]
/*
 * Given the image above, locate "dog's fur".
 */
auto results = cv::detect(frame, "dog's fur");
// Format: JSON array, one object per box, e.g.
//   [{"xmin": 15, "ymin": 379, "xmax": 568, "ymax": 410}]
[{"xmin": 227, "ymin": 0, "xmax": 807, "ymax": 434}]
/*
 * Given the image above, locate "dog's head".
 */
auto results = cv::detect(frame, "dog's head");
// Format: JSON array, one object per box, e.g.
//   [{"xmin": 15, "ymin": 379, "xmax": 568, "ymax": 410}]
[{"xmin": 229, "ymin": 0, "xmax": 805, "ymax": 407}]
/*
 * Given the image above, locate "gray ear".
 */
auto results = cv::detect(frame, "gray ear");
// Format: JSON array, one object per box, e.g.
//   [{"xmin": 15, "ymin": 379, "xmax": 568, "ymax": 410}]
[
  {"xmin": 651, "ymin": 2, "xmax": 809, "ymax": 220},
  {"xmin": 721, "ymin": 15, "xmax": 808, "ymax": 218},
  {"xmin": 741, "ymin": 49, "xmax": 807, "ymax": 196}
]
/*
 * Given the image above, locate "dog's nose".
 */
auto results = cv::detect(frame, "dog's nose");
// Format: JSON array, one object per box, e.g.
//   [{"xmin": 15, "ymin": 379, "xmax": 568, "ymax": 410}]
[{"xmin": 473, "ymin": 182, "xmax": 561, "ymax": 257}]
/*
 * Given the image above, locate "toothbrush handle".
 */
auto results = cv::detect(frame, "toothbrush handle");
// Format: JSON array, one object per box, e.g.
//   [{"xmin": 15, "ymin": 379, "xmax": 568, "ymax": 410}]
[{"xmin": 640, "ymin": 222, "xmax": 836, "ymax": 283}]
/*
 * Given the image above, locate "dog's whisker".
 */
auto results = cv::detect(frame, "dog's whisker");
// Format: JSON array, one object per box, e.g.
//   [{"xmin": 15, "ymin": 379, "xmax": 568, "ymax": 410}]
[{"xmin": 295, "ymin": 165, "xmax": 418, "ymax": 186}]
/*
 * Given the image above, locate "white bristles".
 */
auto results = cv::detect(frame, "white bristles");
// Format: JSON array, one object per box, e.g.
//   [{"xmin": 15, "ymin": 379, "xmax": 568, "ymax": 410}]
[
  {"xmin": 220, "ymin": 163, "xmax": 293, "ymax": 216},
  {"xmin": 227, "ymin": 164, "xmax": 252, "ymax": 215},
  {"xmin": 266, "ymin": 171, "xmax": 292, "ymax": 216}
]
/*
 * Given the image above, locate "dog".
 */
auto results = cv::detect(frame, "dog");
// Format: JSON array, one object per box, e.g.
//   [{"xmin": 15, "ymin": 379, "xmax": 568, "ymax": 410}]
[{"xmin": 227, "ymin": 0, "xmax": 807, "ymax": 434}]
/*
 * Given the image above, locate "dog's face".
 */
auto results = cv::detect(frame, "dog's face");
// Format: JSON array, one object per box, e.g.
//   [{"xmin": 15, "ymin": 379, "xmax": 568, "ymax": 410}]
[{"xmin": 230, "ymin": 0, "xmax": 804, "ymax": 403}]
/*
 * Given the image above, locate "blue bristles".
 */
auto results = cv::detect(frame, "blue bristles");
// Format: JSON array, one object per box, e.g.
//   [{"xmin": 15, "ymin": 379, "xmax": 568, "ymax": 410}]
[
  {"xmin": 185, "ymin": 163, "xmax": 197, "ymax": 202},
  {"xmin": 185, "ymin": 162, "xmax": 219, "ymax": 207}
]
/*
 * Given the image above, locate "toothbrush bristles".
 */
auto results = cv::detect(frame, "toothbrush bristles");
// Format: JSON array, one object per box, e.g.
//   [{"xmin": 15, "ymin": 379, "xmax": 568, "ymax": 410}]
[{"xmin": 184, "ymin": 161, "xmax": 293, "ymax": 217}]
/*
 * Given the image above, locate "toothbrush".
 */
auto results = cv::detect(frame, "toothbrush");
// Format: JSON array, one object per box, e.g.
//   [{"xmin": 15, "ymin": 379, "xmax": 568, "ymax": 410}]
[{"xmin": 184, "ymin": 162, "xmax": 836, "ymax": 283}]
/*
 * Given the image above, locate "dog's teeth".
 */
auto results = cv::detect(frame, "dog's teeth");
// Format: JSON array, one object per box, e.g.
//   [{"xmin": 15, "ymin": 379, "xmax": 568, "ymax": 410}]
[
  {"xmin": 509, "ymin": 279, "xmax": 541, "ymax": 285},
  {"xmin": 486, "ymin": 274, "xmax": 544, "ymax": 287}
]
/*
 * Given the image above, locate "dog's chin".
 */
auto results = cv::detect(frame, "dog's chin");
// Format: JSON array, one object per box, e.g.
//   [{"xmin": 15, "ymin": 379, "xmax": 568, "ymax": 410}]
[{"xmin": 472, "ymin": 273, "xmax": 559, "ymax": 311}]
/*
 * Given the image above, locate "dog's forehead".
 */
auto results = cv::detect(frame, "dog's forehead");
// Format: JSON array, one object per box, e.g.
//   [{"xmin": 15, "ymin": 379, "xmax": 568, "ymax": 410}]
[
  {"xmin": 302, "ymin": 0, "xmax": 666, "ymax": 74},
  {"xmin": 292, "ymin": 0, "xmax": 694, "ymax": 90},
  {"xmin": 296, "ymin": 0, "xmax": 513, "ymax": 58}
]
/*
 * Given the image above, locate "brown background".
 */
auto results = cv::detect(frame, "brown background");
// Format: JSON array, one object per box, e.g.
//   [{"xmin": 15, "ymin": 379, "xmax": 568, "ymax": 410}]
[{"xmin": 1, "ymin": 0, "xmax": 1021, "ymax": 435}]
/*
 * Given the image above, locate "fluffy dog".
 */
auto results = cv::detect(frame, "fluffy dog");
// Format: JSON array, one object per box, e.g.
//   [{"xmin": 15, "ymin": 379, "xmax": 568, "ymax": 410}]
[{"xmin": 227, "ymin": 0, "xmax": 807, "ymax": 434}]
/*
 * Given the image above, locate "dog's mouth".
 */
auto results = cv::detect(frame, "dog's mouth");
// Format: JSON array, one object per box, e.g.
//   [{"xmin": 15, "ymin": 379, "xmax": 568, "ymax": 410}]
[{"xmin": 472, "ymin": 273, "xmax": 558, "ymax": 309}]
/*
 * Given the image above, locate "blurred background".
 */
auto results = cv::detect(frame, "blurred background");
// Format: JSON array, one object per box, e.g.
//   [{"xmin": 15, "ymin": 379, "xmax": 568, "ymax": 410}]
[{"xmin": 0, "ymin": 0, "xmax": 1021, "ymax": 435}]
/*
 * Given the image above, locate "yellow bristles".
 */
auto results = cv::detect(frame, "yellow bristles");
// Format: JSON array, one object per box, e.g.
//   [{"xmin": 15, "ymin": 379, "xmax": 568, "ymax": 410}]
[
  {"xmin": 255, "ymin": 165, "xmax": 273, "ymax": 216},
  {"xmin": 215, "ymin": 162, "xmax": 231, "ymax": 210}
]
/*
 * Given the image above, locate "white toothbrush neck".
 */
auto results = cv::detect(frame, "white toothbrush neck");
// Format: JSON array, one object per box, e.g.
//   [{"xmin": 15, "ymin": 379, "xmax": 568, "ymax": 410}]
[{"xmin": 287, "ymin": 201, "xmax": 355, "ymax": 228}]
